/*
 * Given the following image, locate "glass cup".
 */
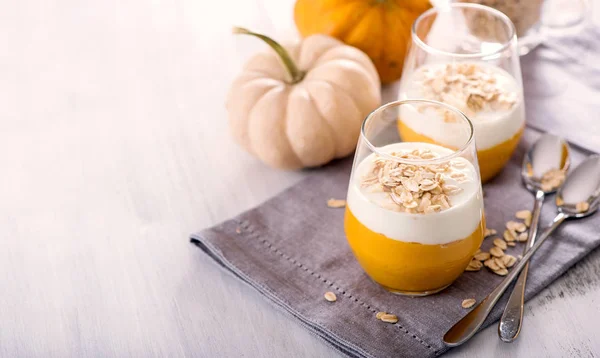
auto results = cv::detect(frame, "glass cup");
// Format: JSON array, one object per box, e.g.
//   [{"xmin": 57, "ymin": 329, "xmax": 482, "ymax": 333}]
[
  {"xmin": 344, "ymin": 100, "xmax": 485, "ymax": 296},
  {"xmin": 398, "ymin": 3, "xmax": 525, "ymax": 183}
]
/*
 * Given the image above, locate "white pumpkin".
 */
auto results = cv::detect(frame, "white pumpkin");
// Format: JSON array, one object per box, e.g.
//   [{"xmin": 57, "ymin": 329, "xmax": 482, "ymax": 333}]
[{"xmin": 227, "ymin": 27, "xmax": 381, "ymax": 170}]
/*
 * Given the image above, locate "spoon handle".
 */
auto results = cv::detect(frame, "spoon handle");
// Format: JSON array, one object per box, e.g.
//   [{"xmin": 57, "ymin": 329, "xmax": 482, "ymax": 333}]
[
  {"xmin": 443, "ymin": 212, "xmax": 568, "ymax": 347},
  {"xmin": 498, "ymin": 190, "xmax": 545, "ymax": 342}
]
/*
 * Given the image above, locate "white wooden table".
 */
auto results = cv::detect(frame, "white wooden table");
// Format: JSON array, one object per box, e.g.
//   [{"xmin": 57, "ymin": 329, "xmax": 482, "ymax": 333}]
[{"xmin": 2, "ymin": 0, "xmax": 599, "ymax": 356}]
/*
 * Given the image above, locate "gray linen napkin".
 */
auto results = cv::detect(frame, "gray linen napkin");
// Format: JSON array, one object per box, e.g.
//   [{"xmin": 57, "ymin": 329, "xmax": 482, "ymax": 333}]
[{"xmin": 191, "ymin": 28, "xmax": 600, "ymax": 358}]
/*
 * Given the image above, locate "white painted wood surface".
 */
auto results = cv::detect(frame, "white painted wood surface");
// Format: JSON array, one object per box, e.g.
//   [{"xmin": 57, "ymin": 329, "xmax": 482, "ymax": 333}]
[{"xmin": 1, "ymin": 0, "xmax": 599, "ymax": 356}]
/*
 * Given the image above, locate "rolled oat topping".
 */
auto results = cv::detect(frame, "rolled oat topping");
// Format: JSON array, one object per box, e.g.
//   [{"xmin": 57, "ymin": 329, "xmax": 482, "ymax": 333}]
[
  {"xmin": 361, "ymin": 149, "xmax": 471, "ymax": 214},
  {"xmin": 416, "ymin": 63, "xmax": 518, "ymax": 117}
]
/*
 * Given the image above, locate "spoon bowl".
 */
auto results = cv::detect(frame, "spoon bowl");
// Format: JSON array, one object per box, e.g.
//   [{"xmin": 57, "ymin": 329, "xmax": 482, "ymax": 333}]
[
  {"xmin": 521, "ymin": 134, "xmax": 570, "ymax": 193},
  {"xmin": 557, "ymin": 154, "xmax": 600, "ymax": 218}
]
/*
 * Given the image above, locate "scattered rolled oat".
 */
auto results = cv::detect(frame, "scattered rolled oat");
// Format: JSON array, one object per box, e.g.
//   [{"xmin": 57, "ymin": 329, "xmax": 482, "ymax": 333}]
[
  {"xmin": 327, "ymin": 199, "xmax": 346, "ymax": 208},
  {"xmin": 484, "ymin": 258, "xmax": 500, "ymax": 271},
  {"xmin": 506, "ymin": 221, "xmax": 526, "ymax": 232},
  {"xmin": 576, "ymin": 201, "xmax": 590, "ymax": 213},
  {"xmin": 462, "ymin": 298, "xmax": 476, "ymax": 309},
  {"xmin": 504, "ymin": 229, "xmax": 516, "ymax": 242},
  {"xmin": 493, "ymin": 238, "xmax": 507, "ymax": 250},
  {"xmin": 474, "ymin": 252, "xmax": 491, "ymax": 261},
  {"xmin": 507, "ymin": 241, "xmax": 516, "ymax": 247},
  {"xmin": 516, "ymin": 210, "xmax": 532, "ymax": 220},
  {"xmin": 518, "ymin": 232, "xmax": 529, "ymax": 242},
  {"xmin": 376, "ymin": 311, "xmax": 386, "ymax": 320},
  {"xmin": 324, "ymin": 291, "xmax": 337, "ymax": 302},
  {"xmin": 380, "ymin": 314, "xmax": 399, "ymax": 324},
  {"xmin": 494, "ymin": 257, "xmax": 506, "ymax": 270},
  {"xmin": 490, "ymin": 246, "xmax": 504, "ymax": 258},
  {"xmin": 494, "ymin": 268, "xmax": 509, "ymax": 276},
  {"xmin": 516, "ymin": 209, "xmax": 534, "ymax": 227},
  {"xmin": 506, "ymin": 221, "xmax": 517, "ymax": 231},
  {"xmin": 502, "ymin": 255, "xmax": 517, "ymax": 268},
  {"xmin": 515, "ymin": 222, "xmax": 527, "ymax": 232},
  {"xmin": 466, "ymin": 259, "xmax": 483, "ymax": 271},
  {"xmin": 484, "ymin": 228, "xmax": 497, "ymax": 237}
]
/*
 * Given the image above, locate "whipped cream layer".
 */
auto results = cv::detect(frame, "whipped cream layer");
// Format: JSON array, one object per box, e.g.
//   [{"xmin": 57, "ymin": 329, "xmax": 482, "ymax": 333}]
[
  {"xmin": 347, "ymin": 142, "xmax": 484, "ymax": 245},
  {"xmin": 398, "ymin": 62, "xmax": 525, "ymax": 150}
]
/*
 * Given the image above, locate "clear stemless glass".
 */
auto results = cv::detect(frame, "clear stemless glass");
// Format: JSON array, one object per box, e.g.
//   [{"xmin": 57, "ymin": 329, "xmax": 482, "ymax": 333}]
[
  {"xmin": 344, "ymin": 100, "xmax": 485, "ymax": 296},
  {"xmin": 397, "ymin": 3, "xmax": 525, "ymax": 183}
]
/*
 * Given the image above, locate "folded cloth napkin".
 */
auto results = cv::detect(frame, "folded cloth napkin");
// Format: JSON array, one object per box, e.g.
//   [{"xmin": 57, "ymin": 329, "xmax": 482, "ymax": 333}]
[{"xmin": 191, "ymin": 29, "xmax": 600, "ymax": 358}]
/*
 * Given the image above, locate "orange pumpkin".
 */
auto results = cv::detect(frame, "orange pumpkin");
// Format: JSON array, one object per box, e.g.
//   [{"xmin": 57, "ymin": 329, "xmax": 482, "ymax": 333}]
[{"xmin": 294, "ymin": 0, "xmax": 431, "ymax": 84}]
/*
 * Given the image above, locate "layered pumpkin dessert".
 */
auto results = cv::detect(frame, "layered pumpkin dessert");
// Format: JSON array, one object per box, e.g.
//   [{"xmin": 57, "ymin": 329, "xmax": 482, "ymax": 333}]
[
  {"xmin": 345, "ymin": 142, "xmax": 485, "ymax": 296},
  {"xmin": 398, "ymin": 63, "xmax": 525, "ymax": 182}
]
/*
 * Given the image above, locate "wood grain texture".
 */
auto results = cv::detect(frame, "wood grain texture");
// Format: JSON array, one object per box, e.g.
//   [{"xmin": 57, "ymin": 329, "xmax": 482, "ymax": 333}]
[{"xmin": 0, "ymin": 0, "xmax": 599, "ymax": 356}]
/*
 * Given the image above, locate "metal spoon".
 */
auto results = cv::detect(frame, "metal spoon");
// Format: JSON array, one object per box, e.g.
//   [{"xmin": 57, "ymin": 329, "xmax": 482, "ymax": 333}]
[
  {"xmin": 498, "ymin": 134, "xmax": 570, "ymax": 342},
  {"xmin": 443, "ymin": 154, "xmax": 600, "ymax": 347}
]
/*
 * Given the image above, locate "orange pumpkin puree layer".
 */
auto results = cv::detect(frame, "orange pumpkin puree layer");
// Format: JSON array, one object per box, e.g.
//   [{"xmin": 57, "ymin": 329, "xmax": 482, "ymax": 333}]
[{"xmin": 344, "ymin": 207, "xmax": 485, "ymax": 295}]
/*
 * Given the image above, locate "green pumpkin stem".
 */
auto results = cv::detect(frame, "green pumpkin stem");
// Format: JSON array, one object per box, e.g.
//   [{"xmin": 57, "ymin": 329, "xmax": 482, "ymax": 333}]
[{"xmin": 233, "ymin": 27, "xmax": 306, "ymax": 84}]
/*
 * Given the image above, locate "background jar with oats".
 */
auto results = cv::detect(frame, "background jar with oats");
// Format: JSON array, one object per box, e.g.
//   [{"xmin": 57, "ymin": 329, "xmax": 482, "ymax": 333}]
[
  {"xmin": 345, "ymin": 100, "xmax": 485, "ymax": 296},
  {"xmin": 460, "ymin": 0, "xmax": 588, "ymax": 55},
  {"xmin": 460, "ymin": 0, "xmax": 544, "ymax": 38},
  {"xmin": 398, "ymin": 3, "xmax": 525, "ymax": 183}
]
